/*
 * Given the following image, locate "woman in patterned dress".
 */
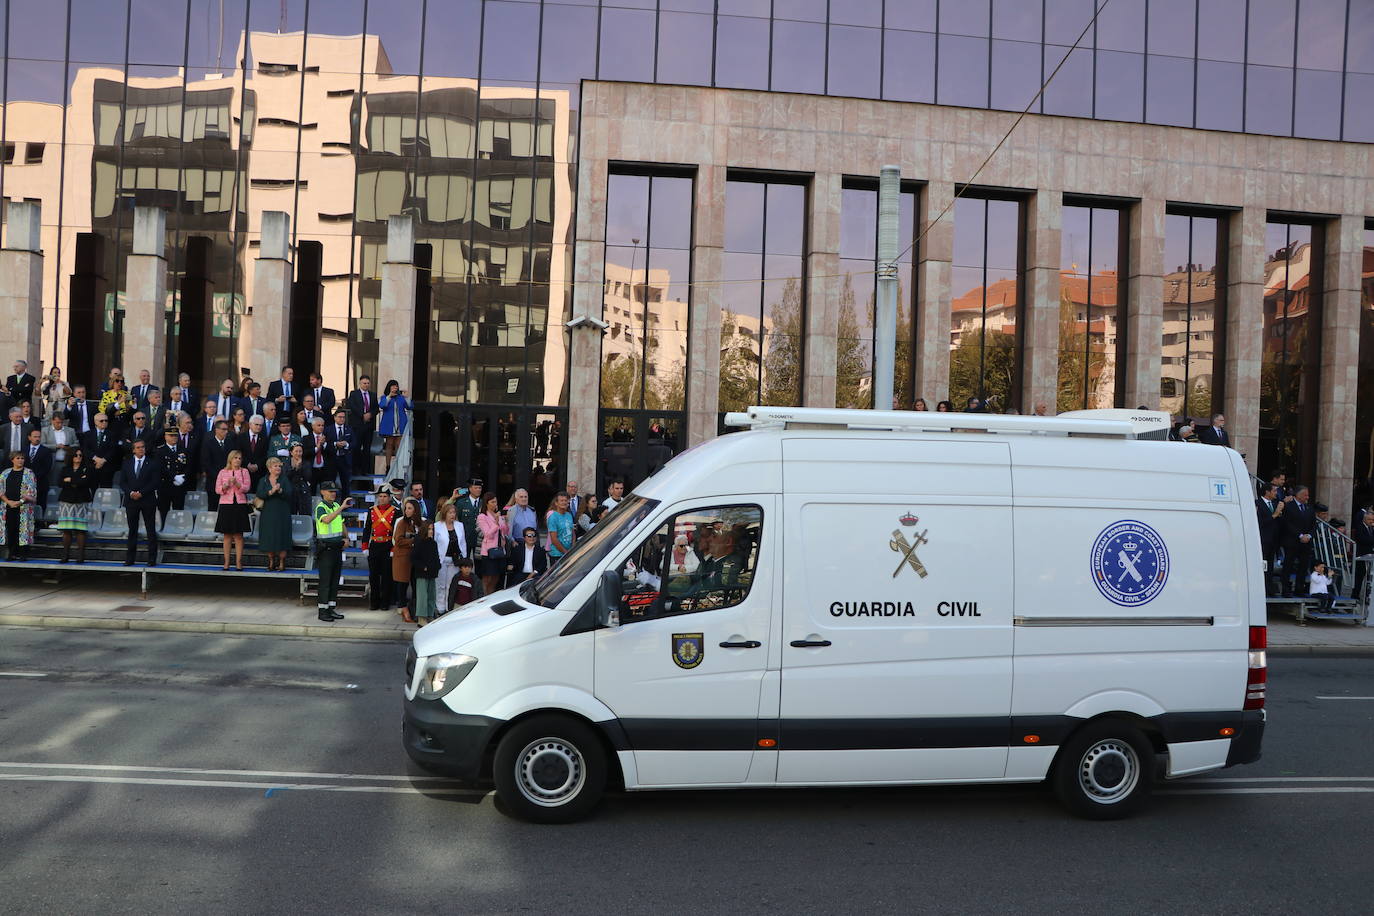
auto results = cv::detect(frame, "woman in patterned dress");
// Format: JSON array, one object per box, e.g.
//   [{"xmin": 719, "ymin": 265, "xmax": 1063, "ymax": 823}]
[
  {"xmin": 56, "ymin": 446, "xmax": 95, "ymax": 563},
  {"xmin": 1, "ymin": 451, "xmax": 38, "ymax": 560}
]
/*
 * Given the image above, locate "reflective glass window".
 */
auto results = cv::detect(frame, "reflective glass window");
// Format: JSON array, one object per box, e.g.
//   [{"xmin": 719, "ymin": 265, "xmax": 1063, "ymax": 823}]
[
  {"xmin": 602, "ymin": 172, "xmax": 693, "ymax": 413},
  {"xmin": 1058, "ymin": 204, "xmax": 1122, "ymax": 412},
  {"xmin": 833, "ymin": 0, "xmax": 883, "ymax": 28},
  {"xmin": 886, "ymin": 0, "xmax": 938, "ymax": 32},
  {"xmin": 940, "ymin": 0, "xmax": 991, "ymax": 38},
  {"xmin": 937, "ymin": 35, "xmax": 990, "ymax": 108},
  {"xmin": 70, "ymin": 0, "xmax": 130, "ymax": 65},
  {"xmin": 8, "ymin": 0, "xmax": 68, "ymax": 61},
  {"xmin": 1350, "ymin": 2, "xmax": 1374, "ymax": 73},
  {"xmin": 1043, "ymin": 46, "xmax": 1093, "ymax": 117},
  {"xmin": 827, "ymin": 26, "xmax": 882, "ymax": 99},
  {"xmin": 1196, "ymin": 60, "xmax": 1244, "ymax": 131},
  {"xmin": 541, "ymin": 4, "xmax": 600, "ymax": 84},
  {"xmin": 1295, "ymin": 0, "xmax": 1346, "ymax": 70},
  {"xmin": 1259, "ymin": 221, "xmax": 1320, "ymax": 485},
  {"xmin": 657, "ymin": 12, "xmax": 714, "ymax": 86},
  {"xmin": 1044, "ymin": 0, "xmax": 1096, "ymax": 44},
  {"xmin": 599, "ymin": 6, "xmax": 657, "ymax": 83},
  {"xmin": 1160, "ymin": 213, "xmax": 1224, "ymax": 420},
  {"xmin": 992, "ymin": 0, "xmax": 1041, "ymax": 41},
  {"xmin": 883, "ymin": 30, "xmax": 936, "ymax": 103},
  {"xmin": 482, "ymin": 1, "xmax": 541, "ymax": 82},
  {"xmin": 1246, "ymin": 0, "xmax": 1296, "ymax": 68},
  {"xmin": 950, "ymin": 195, "xmax": 1023, "ymax": 412},
  {"xmin": 1097, "ymin": 0, "xmax": 1145, "ymax": 52},
  {"xmin": 991, "ymin": 39, "xmax": 1042, "ymax": 112},
  {"xmin": 1096, "ymin": 51, "xmax": 1144, "ymax": 122},
  {"xmin": 1345, "ymin": 73, "xmax": 1374, "ymax": 143},
  {"xmin": 1197, "ymin": 0, "xmax": 1246, "ymax": 63},
  {"xmin": 1354, "ymin": 226, "xmax": 1374, "ymax": 503},
  {"xmin": 715, "ymin": 17, "xmax": 771, "ymax": 90},
  {"xmin": 424, "ymin": 0, "xmax": 482, "ymax": 77},
  {"xmin": 774, "ymin": 0, "xmax": 827, "ymax": 21},
  {"xmin": 1147, "ymin": 0, "xmax": 1197, "ymax": 58},
  {"xmin": 720, "ymin": 178, "xmax": 806, "ymax": 413},
  {"xmin": 1293, "ymin": 68, "xmax": 1342, "ymax": 141},
  {"xmin": 1246, "ymin": 64, "xmax": 1294, "ymax": 136},
  {"xmin": 1146, "ymin": 54, "xmax": 1195, "ymax": 127},
  {"xmin": 369, "ymin": 0, "xmax": 424, "ymax": 74},
  {"xmin": 772, "ymin": 19, "xmax": 826, "ymax": 94}
]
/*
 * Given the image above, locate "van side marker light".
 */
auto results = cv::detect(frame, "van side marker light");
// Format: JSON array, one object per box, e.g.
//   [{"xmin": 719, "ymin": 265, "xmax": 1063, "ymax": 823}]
[
  {"xmin": 1022, "ymin": 735, "xmax": 1041, "ymax": 744},
  {"xmin": 757, "ymin": 738, "xmax": 777, "ymax": 748}
]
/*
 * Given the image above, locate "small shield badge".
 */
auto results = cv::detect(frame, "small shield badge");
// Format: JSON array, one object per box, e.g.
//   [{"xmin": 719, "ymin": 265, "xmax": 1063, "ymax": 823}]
[{"xmin": 671, "ymin": 633, "xmax": 704, "ymax": 669}]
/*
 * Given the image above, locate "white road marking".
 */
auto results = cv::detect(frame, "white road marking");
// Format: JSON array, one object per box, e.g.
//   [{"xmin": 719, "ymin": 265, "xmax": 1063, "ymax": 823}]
[
  {"xmin": 1161, "ymin": 787, "xmax": 1374, "ymax": 796},
  {"xmin": 0, "ymin": 671, "xmax": 47, "ymax": 677},
  {"xmin": 1196, "ymin": 776, "xmax": 1374, "ymax": 783},
  {"xmin": 1315, "ymin": 696, "xmax": 1374, "ymax": 700},
  {"xmin": 0, "ymin": 773, "xmax": 486, "ymax": 795},
  {"xmin": 0, "ymin": 761, "xmax": 461, "ymax": 783}
]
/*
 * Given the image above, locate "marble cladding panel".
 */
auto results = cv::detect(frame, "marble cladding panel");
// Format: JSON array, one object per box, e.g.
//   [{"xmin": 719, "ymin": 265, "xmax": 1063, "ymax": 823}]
[
  {"xmin": 123, "ymin": 254, "xmax": 168, "ymax": 384},
  {"xmin": 0, "ymin": 250, "xmax": 44, "ymax": 367},
  {"xmin": 248, "ymin": 258, "xmax": 293, "ymax": 379}
]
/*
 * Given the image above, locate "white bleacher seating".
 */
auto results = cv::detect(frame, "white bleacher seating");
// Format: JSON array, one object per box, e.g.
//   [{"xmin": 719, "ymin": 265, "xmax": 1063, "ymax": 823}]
[
  {"xmin": 46, "ymin": 487, "xmax": 59, "ymax": 507},
  {"xmin": 94, "ymin": 511, "xmax": 128, "ymax": 539},
  {"xmin": 39, "ymin": 503, "xmax": 59, "ymax": 525},
  {"xmin": 189, "ymin": 511, "xmax": 220, "ymax": 541},
  {"xmin": 184, "ymin": 490, "xmax": 208, "ymax": 512},
  {"xmin": 94, "ymin": 488, "xmax": 122, "ymax": 511},
  {"xmin": 291, "ymin": 515, "xmax": 313, "ymax": 547},
  {"xmin": 161, "ymin": 509, "xmax": 194, "ymax": 539},
  {"xmin": 244, "ymin": 511, "xmax": 259, "ymax": 544}
]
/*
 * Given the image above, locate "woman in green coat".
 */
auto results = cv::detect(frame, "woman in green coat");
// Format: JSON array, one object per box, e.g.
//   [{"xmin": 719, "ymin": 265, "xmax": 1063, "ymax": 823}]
[{"xmin": 256, "ymin": 456, "xmax": 295, "ymax": 570}]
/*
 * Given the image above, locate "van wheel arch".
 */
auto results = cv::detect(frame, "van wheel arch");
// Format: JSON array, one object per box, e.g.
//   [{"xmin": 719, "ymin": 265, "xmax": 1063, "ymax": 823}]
[
  {"xmin": 486, "ymin": 708, "xmax": 626, "ymax": 791},
  {"xmin": 1049, "ymin": 715, "xmax": 1163, "ymax": 819}
]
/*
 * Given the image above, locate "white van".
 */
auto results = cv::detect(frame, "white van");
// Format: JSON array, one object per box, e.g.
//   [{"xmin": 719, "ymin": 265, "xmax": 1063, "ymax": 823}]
[{"xmin": 402, "ymin": 407, "xmax": 1266, "ymax": 822}]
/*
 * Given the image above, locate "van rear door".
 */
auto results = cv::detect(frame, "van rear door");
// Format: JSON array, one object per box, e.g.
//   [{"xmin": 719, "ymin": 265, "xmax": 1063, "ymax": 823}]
[{"xmin": 776, "ymin": 437, "xmax": 1015, "ymax": 784}]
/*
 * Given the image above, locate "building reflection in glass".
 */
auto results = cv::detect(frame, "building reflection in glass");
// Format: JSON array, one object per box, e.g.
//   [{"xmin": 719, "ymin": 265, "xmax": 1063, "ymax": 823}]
[
  {"xmin": 1260, "ymin": 222, "xmax": 1321, "ymax": 483},
  {"xmin": 1354, "ymin": 227, "xmax": 1374, "ymax": 511},
  {"xmin": 1160, "ymin": 213, "xmax": 1225, "ymax": 421},
  {"xmin": 1058, "ymin": 204, "xmax": 1122, "ymax": 413},
  {"xmin": 949, "ymin": 195, "xmax": 1022, "ymax": 411}
]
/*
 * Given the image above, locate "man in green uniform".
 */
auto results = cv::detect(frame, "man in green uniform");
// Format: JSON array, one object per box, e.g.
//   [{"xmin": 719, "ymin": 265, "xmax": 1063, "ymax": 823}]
[{"xmin": 313, "ymin": 481, "xmax": 351, "ymax": 622}]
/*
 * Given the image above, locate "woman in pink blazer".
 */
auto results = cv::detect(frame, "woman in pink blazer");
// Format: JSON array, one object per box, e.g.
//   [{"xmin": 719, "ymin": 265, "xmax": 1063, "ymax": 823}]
[
  {"xmin": 214, "ymin": 450, "xmax": 252, "ymax": 570},
  {"xmin": 474, "ymin": 490, "xmax": 510, "ymax": 594}
]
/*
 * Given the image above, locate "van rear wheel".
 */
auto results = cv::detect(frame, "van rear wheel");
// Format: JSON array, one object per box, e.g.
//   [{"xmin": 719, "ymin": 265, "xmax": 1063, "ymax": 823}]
[
  {"xmin": 492, "ymin": 714, "xmax": 607, "ymax": 823},
  {"xmin": 1052, "ymin": 720, "xmax": 1154, "ymax": 820}
]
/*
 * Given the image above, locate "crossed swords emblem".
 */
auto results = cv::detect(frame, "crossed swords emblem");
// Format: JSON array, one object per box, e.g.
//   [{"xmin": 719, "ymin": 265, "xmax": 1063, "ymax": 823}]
[
  {"xmin": 1116, "ymin": 548, "xmax": 1145, "ymax": 586},
  {"xmin": 889, "ymin": 529, "xmax": 929, "ymax": 579}
]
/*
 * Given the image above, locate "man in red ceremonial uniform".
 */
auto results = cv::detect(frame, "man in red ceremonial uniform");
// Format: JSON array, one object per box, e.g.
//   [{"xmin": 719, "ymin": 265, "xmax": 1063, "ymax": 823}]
[{"xmin": 367, "ymin": 487, "xmax": 397, "ymax": 610}]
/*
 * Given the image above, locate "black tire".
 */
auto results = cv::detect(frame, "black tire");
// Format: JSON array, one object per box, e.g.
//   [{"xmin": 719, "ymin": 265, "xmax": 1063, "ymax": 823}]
[
  {"xmin": 1052, "ymin": 720, "xmax": 1155, "ymax": 820},
  {"xmin": 491, "ymin": 714, "xmax": 607, "ymax": 823}
]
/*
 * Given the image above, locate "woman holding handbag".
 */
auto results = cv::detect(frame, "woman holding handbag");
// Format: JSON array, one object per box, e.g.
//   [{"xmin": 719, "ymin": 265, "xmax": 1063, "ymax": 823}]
[
  {"xmin": 392, "ymin": 497, "xmax": 421, "ymax": 623},
  {"xmin": 434, "ymin": 502, "xmax": 467, "ymax": 615},
  {"xmin": 475, "ymin": 491, "xmax": 509, "ymax": 595},
  {"xmin": 214, "ymin": 449, "xmax": 251, "ymax": 570}
]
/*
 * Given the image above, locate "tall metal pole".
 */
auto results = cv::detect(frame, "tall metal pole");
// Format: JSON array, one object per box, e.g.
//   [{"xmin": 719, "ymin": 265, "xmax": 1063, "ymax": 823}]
[{"xmin": 874, "ymin": 165, "xmax": 901, "ymax": 411}]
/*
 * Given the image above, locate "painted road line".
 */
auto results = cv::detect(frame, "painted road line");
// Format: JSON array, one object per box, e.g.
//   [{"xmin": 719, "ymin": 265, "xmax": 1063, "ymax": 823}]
[
  {"xmin": 0, "ymin": 671, "xmax": 47, "ymax": 677},
  {"xmin": 1314, "ymin": 696, "xmax": 1374, "ymax": 700},
  {"xmin": 0, "ymin": 761, "xmax": 464, "ymax": 783},
  {"xmin": 0, "ymin": 773, "xmax": 487, "ymax": 796},
  {"xmin": 1196, "ymin": 776, "xmax": 1374, "ymax": 783},
  {"xmin": 1160, "ymin": 787, "xmax": 1374, "ymax": 796}
]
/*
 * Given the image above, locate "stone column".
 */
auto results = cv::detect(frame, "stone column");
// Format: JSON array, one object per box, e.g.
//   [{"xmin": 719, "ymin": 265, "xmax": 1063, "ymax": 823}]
[
  {"xmin": 123, "ymin": 207, "xmax": 168, "ymax": 386},
  {"xmin": 0, "ymin": 201, "xmax": 44, "ymax": 372},
  {"xmin": 803, "ymin": 172, "xmax": 841, "ymax": 408},
  {"xmin": 1223, "ymin": 206, "xmax": 1267, "ymax": 474},
  {"xmin": 1316, "ymin": 214, "xmax": 1365, "ymax": 522},
  {"xmin": 376, "ymin": 214, "xmax": 417, "ymax": 393},
  {"xmin": 1123, "ymin": 198, "xmax": 1166, "ymax": 410},
  {"xmin": 1021, "ymin": 189, "xmax": 1062, "ymax": 415},
  {"xmin": 687, "ymin": 163, "xmax": 725, "ymax": 444},
  {"xmin": 248, "ymin": 212, "xmax": 292, "ymax": 381},
  {"xmin": 914, "ymin": 181, "xmax": 954, "ymax": 406},
  {"xmin": 566, "ymin": 156, "xmax": 608, "ymax": 491}
]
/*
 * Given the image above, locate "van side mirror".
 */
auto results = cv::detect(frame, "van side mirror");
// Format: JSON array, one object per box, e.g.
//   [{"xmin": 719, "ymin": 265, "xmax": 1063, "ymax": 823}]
[{"xmin": 597, "ymin": 569, "xmax": 622, "ymax": 628}]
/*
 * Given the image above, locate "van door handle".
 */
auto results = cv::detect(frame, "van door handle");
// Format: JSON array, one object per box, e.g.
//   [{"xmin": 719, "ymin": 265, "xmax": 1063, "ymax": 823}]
[
  {"xmin": 719, "ymin": 640, "xmax": 762, "ymax": 649},
  {"xmin": 789, "ymin": 639, "xmax": 832, "ymax": 648}
]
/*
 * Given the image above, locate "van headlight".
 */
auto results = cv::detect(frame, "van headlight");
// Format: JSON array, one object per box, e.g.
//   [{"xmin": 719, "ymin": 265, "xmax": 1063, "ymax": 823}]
[{"xmin": 416, "ymin": 653, "xmax": 478, "ymax": 701}]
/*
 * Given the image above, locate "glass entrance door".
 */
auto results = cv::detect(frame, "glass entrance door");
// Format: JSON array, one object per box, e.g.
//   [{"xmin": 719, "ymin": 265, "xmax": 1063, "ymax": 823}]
[{"xmin": 596, "ymin": 410, "xmax": 685, "ymax": 499}]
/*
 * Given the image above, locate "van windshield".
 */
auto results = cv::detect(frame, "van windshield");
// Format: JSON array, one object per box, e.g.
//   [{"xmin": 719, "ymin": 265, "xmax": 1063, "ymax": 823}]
[{"xmin": 520, "ymin": 495, "xmax": 658, "ymax": 609}]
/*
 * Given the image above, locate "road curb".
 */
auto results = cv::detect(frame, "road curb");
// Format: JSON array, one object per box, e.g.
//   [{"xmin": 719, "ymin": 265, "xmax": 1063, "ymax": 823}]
[{"xmin": 0, "ymin": 613, "xmax": 411, "ymax": 641}]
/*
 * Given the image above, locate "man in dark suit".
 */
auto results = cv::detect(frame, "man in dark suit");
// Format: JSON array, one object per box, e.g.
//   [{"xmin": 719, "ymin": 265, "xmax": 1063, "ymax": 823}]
[
  {"xmin": 346, "ymin": 375, "xmax": 376, "ymax": 475},
  {"xmin": 23, "ymin": 428, "xmax": 54, "ymax": 510},
  {"xmin": 243, "ymin": 381, "xmax": 268, "ymax": 419},
  {"xmin": 123, "ymin": 409, "xmax": 158, "ymax": 457},
  {"xmin": 505, "ymin": 526, "xmax": 549, "ymax": 584},
  {"xmin": 65, "ymin": 385, "xmax": 96, "ymax": 435},
  {"xmin": 4, "ymin": 360, "xmax": 36, "ymax": 406},
  {"xmin": 299, "ymin": 392, "xmax": 327, "ymax": 427},
  {"xmin": 118, "ymin": 438, "xmax": 160, "ymax": 566},
  {"xmin": 238, "ymin": 415, "xmax": 271, "ymax": 488},
  {"xmin": 176, "ymin": 373, "xmax": 197, "ymax": 416},
  {"xmin": 209, "ymin": 378, "xmax": 246, "ymax": 421},
  {"xmin": 1280, "ymin": 485, "xmax": 1318, "ymax": 596},
  {"xmin": 198, "ymin": 398, "xmax": 222, "ymax": 436},
  {"xmin": 266, "ymin": 366, "xmax": 298, "ymax": 418},
  {"xmin": 156, "ymin": 427, "xmax": 190, "ymax": 526},
  {"xmin": 1256, "ymin": 483, "xmax": 1283, "ymax": 597},
  {"xmin": 308, "ymin": 372, "xmax": 337, "ymax": 416},
  {"xmin": 199, "ymin": 419, "xmax": 235, "ymax": 510},
  {"xmin": 166, "ymin": 386, "xmax": 189, "ymax": 418},
  {"xmin": 1197, "ymin": 413, "xmax": 1231, "ymax": 447},
  {"xmin": 82, "ymin": 412, "xmax": 122, "ymax": 487},
  {"xmin": 305, "ymin": 418, "xmax": 334, "ymax": 491},
  {"xmin": 5, "ymin": 406, "xmax": 31, "ymax": 456},
  {"xmin": 144, "ymin": 389, "xmax": 170, "ymax": 433},
  {"xmin": 175, "ymin": 413, "xmax": 201, "ymax": 485},
  {"xmin": 325, "ymin": 408, "xmax": 355, "ymax": 498},
  {"xmin": 1355, "ymin": 510, "xmax": 1374, "ymax": 558},
  {"xmin": 130, "ymin": 369, "xmax": 160, "ymax": 411}
]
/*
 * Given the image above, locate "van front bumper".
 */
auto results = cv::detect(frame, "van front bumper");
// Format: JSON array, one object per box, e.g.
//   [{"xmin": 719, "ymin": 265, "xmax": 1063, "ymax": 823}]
[{"xmin": 401, "ymin": 697, "xmax": 503, "ymax": 783}]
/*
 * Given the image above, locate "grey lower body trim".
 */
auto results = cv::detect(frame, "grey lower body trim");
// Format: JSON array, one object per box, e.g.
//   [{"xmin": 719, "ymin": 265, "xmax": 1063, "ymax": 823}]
[{"xmin": 1014, "ymin": 616, "xmax": 1214, "ymax": 627}]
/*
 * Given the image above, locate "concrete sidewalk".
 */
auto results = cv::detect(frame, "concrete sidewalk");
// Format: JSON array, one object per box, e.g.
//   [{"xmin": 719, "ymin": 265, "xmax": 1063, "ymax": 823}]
[{"xmin": 0, "ymin": 567, "xmax": 1371, "ymax": 653}]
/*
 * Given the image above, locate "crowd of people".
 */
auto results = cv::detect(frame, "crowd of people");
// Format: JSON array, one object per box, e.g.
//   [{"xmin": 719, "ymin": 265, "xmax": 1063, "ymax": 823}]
[{"xmin": 0, "ymin": 360, "xmax": 405, "ymax": 568}]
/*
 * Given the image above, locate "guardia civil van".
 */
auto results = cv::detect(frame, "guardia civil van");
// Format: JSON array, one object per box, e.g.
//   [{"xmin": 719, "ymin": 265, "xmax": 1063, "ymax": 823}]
[{"xmin": 402, "ymin": 406, "xmax": 1266, "ymax": 822}]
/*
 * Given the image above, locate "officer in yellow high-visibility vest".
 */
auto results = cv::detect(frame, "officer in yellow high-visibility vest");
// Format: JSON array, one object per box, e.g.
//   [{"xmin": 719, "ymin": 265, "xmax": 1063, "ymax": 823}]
[{"xmin": 313, "ymin": 481, "xmax": 351, "ymax": 622}]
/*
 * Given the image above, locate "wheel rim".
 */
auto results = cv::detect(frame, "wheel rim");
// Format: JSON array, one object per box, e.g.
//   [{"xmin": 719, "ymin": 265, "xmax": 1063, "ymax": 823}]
[
  {"xmin": 514, "ymin": 736, "xmax": 586, "ymax": 808},
  {"xmin": 1077, "ymin": 738, "xmax": 1140, "ymax": 805}
]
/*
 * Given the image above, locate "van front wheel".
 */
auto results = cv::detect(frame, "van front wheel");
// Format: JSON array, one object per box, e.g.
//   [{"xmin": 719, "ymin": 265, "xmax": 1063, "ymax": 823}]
[
  {"xmin": 1052, "ymin": 720, "xmax": 1154, "ymax": 820},
  {"xmin": 492, "ymin": 714, "xmax": 607, "ymax": 823}
]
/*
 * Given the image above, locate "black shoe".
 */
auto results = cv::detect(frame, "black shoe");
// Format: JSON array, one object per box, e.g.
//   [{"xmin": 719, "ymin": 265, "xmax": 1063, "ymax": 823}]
[
  {"xmin": 317, "ymin": 612, "xmax": 335, "ymax": 622},
  {"xmin": 329, "ymin": 611, "xmax": 345, "ymax": 621}
]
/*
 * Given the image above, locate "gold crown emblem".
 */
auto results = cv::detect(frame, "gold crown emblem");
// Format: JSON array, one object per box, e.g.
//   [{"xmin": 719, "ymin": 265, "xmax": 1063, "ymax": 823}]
[{"xmin": 900, "ymin": 512, "xmax": 919, "ymax": 527}]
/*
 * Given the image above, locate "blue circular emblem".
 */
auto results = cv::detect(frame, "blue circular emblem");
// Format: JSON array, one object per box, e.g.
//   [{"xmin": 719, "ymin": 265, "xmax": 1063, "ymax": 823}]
[{"xmin": 1090, "ymin": 520, "xmax": 1169, "ymax": 607}]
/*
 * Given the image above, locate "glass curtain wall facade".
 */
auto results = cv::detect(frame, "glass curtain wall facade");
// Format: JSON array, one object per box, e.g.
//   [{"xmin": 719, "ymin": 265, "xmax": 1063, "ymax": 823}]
[
  {"xmin": 837, "ymin": 182, "xmax": 917, "ymax": 409},
  {"xmin": 719, "ymin": 175, "xmax": 805, "ymax": 414},
  {"xmin": 949, "ymin": 193, "xmax": 1023, "ymax": 411},
  {"xmin": 1354, "ymin": 223, "xmax": 1374, "ymax": 511},
  {"xmin": 1160, "ymin": 211, "xmax": 1226, "ymax": 420},
  {"xmin": 2, "ymin": 0, "xmax": 1372, "ymax": 401},
  {"xmin": 1259, "ymin": 220, "xmax": 1322, "ymax": 484},
  {"xmin": 1058, "ymin": 202, "xmax": 1124, "ymax": 412}
]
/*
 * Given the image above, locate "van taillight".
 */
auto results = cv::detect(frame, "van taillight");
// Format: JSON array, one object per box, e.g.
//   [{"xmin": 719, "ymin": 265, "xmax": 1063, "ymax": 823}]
[{"xmin": 1244, "ymin": 626, "xmax": 1267, "ymax": 710}]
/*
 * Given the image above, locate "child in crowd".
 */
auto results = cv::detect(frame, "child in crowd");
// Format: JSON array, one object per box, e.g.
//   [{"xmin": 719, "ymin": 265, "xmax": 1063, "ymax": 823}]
[
  {"xmin": 1309, "ymin": 562, "xmax": 1333, "ymax": 611},
  {"xmin": 448, "ymin": 558, "xmax": 476, "ymax": 614}
]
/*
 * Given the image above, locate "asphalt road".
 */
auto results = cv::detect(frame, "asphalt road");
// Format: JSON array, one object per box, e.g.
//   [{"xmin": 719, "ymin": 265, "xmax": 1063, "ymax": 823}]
[{"xmin": 1, "ymin": 627, "xmax": 1371, "ymax": 915}]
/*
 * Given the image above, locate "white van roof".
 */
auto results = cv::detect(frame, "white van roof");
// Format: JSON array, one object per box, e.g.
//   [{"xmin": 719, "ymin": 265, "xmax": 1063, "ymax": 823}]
[{"xmin": 723, "ymin": 406, "xmax": 1138, "ymax": 438}]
